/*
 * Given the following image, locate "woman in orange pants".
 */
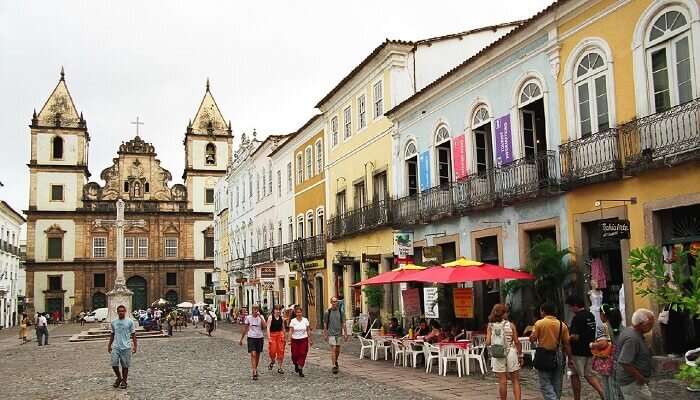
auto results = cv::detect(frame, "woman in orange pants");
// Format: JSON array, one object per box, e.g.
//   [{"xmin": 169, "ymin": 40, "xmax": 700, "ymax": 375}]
[{"xmin": 266, "ymin": 305, "xmax": 287, "ymax": 373}]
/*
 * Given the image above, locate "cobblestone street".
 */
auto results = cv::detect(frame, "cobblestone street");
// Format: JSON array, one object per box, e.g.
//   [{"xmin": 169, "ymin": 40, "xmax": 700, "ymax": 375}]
[{"xmin": 0, "ymin": 323, "xmax": 697, "ymax": 400}]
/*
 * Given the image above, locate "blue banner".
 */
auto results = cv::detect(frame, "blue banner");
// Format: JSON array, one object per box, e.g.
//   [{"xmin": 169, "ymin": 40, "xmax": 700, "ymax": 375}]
[{"xmin": 419, "ymin": 151, "xmax": 431, "ymax": 191}]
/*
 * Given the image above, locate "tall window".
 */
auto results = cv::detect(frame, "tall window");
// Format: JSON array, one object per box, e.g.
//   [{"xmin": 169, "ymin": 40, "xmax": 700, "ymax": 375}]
[
  {"xmin": 262, "ymin": 168, "xmax": 267, "ymax": 197},
  {"xmin": 373, "ymin": 171, "xmax": 388, "ymax": 202},
  {"xmin": 353, "ymin": 181, "xmax": 366, "ymax": 209},
  {"xmin": 287, "ymin": 162, "xmax": 292, "ymax": 192},
  {"xmin": 204, "ymin": 235, "xmax": 214, "ymax": 258},
  {"xmin": 518, "ymin": 80, "xmax": 548, "ymax": 157},
  {"xmin": 268, "ymin": 162, "xmax": 273, "ymax": 194},
  {"xmin": 256, "ymin": 173, "xmax": 261, "ymax": 200},
  {"xmin": 472, "ymin": 105, "xmax": 494, "ymax": 175},
  {"xmin": 125, "ymin": 238, "xmax": 135, "ymax": 258},
  {"xmin": 278, "ymin": 222, "xmax": 283, "ymax": 245},
  {"xmin": 358, "ymin": 95, "xmax": 367, "ymax": 129},
  {"xmin": 51, "ymin": 185, "xmax": 64, "ymax": 201},
  {"xmin": 262, "ymin": 228, "xmax": 268, "ymax": 249},
  {"xmin": 47, "ymin": 237, "xmax": 63, "ymax": 260},
  {"xmin": 435, "ymin": 126, "xmax": 452, "ymax": 186},
  {"xmin": 405, "ymin": 142, "xmax": 418, "ymax": 196},
  {"xmin": 166, "ymin": 272, "xmax": 177, "ymax": 286},
  {"xmin": 165, "ymin": 237, "xmax": 178, "ymax": 258},
  {"xmin": 336, "ymin": 190, "xmax": 346, "ymax": 215},
  {"xmin": 331, "ymin": 116, "xmax": 339, "ymax": 147},
  {"xmin": 373, "ymin": 81, "xmax": 384, "ymax": 119},
  {"xmin": 297, "ymin": 216, "xmax": 304, "ymax": 239},
  {"xmin": 137, "ymin": 238, "xmax": 148, "ymax": 258},
  {"xmin": 575, "ymin": 52, "xmax": 611, "ymax": 136},
  {"xmin": 288, "ymin": 217, "xmax": 294, "ymax": 243},
  {"xmin": 317, "ymin": 209, "xmax": 324, "ymax": 235},
  {"xmin": 205, "ymin": 143, "xmax": 216, "ymax": 165},
  {"xmin": 305, "ymin": 147, "xmax": 313, "ymax": 179},
  {"xmin": 93, "ymin": 237, "xmax": 106, "ymax": 258},
  {"xmin": 249, "ymin": 173, "xmax": 253, "ymax": 199},
  {"xmin": 316, "ymin": 140, "xmax": 323, "ymax": 174},
  {"xmin": 296, "ymin": 154, "xmax": 303, "ymax": 184},
  {"xmin": 52, "ymin": 136, "xmax": 64, "ymax": 159},
  {"xmin": 48, "ymin": 276, "xmax": 62, "ymax": 291},
  {"xmin": 343, "ymin": 106, "xmax": 352, "ymax": 139},
  {"xmin": 277, "ymin": 170, "xmax": 282, "ymax": 197},
  {"xmin": 205, "ymin": 188, "xmax": 214, "ymax": 204},
  {"xmin": 646, "ymin": 9, "xmax": 694, "ymax": 112},
  {"xmin": 94, "ymin": 273, "xmax": 105, "ymax": 288},
  {"xmin": 307, "ymin": 212, "xmax": 314, "ymax": 237}
]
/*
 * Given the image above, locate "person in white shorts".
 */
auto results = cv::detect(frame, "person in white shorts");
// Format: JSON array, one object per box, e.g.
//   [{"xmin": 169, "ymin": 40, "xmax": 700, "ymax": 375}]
[{"xmin": 485, "ymin": 304, "xmax": 523, "ymax": 400}]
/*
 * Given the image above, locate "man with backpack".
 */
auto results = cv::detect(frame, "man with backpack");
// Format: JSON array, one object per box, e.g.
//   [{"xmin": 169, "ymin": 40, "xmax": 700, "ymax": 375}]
[
  {"xmin": 530, "ymin": 303, "xmax": 574, "ymax": 400},
  {"xmin": 323, "ymin": 297, "xmax": 347, "ymax": 374}
]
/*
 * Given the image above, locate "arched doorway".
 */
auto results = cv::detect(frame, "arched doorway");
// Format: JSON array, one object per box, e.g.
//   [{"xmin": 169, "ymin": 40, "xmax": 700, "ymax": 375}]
[
  {"xmin": 92, "ymin": 292, "xmax": 107, "ymax": 310},
  {"xmin": 126, "ymin": 276, "xmax": 147, "ymax": 311},
  {"xmin": 315, "ymin": 275, "xmax": 324, "ymax": 329},
  {"xmin": 165, "ymin": 290, "xmax": 178, "ymax": 305}
]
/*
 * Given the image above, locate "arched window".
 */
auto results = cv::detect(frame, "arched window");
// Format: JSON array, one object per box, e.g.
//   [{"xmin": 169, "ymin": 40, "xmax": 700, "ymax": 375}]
[
  {"xmin": 574, "ymin": 52, "xmax": 611, "ymax": 136},
  {"xmin": 517, "ymin": 79, "xmax": 547, "ymax": 158},
  {"xmin": 296, "ymin": 153, "xmax": 303, "ymax": 184},
  {"xmin": 205, "ymin": 143, "xmax": 216, "ymax": 165},
  {"xmin": 52, "ymin": 136, "xmax": 64, "ymax": 159},
  {"xmin": 262, "ymin": 227, "xmax": 268, "ymax": 249},
  {"xmin": 306, "ymin": 211, "xmax": 314, "ymax": 237},
  {"xmin": 645, "ymin": 8, "xmax": 694, "ymax": 112},
  {"xmin": 315, "ymin": 140, "xmax": 323, "ymax": 174},
  {"xmin": 305, "ymin": 146, "xmax": 313, "ymax": 179},
  {"xmin": 404, "ymin": 141, "xmax": 418, "ymax": 195},
  {"xmin": 472, "ymin": 106, "xmax": 490, "ymax": 128},
  {"xmin": 434, "ymin": 126, "xmax": 452, "ymax": 186},
  {"xmin": 471, "ymin": 105, "xmax": 494, "ymax": 174},
  {"xmin": 297, "ymin": 215, "xmax": 304, "ymax": 240},
  {"xmin": 317, "ymin": 208, "xmax": 325, "ymax": 235}
]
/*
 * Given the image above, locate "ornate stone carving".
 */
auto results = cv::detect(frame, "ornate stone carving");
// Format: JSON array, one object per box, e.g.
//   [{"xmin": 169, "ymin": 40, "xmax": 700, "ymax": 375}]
[{"xmin": 119, "ymin": 136, "xmax": 155, "ymax": 155}]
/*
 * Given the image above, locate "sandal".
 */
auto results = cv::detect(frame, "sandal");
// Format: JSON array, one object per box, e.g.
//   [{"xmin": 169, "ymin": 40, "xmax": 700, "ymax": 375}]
[
  {"xmin": 119, "ymin": 381, "xmax": 127, "ymax": 389},
  {"xmin": 277, "ymin": 368, "xmax": 284, "ymax": 374}
]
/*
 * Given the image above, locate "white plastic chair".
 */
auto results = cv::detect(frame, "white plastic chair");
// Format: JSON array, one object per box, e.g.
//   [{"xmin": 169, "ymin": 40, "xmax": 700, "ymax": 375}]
[
  {"xmin": 440, "ymin": 345, "xmax": 464, "ymax": 377},
  {"xmin": 358, "ymin": 336, "xmax": 374, "ymax": 360},
  {"xmin": 519, "ymin": 337, "xmax": 536, "ymax": 365},
  {"xmin": 405, "ymin": 341, "xmax": 423, "ymax": 368},
  {"xmin": 392, "ymin": 339, "xmax": 406, "ymax": 367},
  {"xmin": 464, "ymin": 344, "xmax": 486, "ymax": 375},
  {"xmin": 424, "ymin": 343, "xmax": 442, "ymax": 374},
  {"xmin": 471, "ymin": 334, "xmax": 486, "ymax": 347},
  {"xmin": 374, "ymin": 337, "xmax": 391, "ymax": 361}
]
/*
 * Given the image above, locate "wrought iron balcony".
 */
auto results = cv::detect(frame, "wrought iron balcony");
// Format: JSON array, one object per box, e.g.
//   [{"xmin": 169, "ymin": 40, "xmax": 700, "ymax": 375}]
[
  {"xmin": 419, "ymin": 184, "xmax": 455, "ymax": 222},
  {"xmin": 294, "ymin": 235, "xmax": 326, "ymax": 261},
  {"xmin": 559, "ymin": 127, "xmax": 622, "ymax": 188},
  {"xmin": 251, "ymin": 248, "xmax": 272, "ymax": 265},
  {"xmin": 326, "ymin": 200, "xmax": 392, "ymax": 241},
  {"xmin": 454, "ymin": 168, "xmax": 500, "ymax": 210},
  {"xmin": 499, "ymin": 151, "xmax": 559, "ymax": 204},
  {"xmin": 620, "ymin": 97, "xmax": 700, "ymax": 174},
  {"xmin": 391, "ymin": 194, "xmax": 420, "ymax": 227}
]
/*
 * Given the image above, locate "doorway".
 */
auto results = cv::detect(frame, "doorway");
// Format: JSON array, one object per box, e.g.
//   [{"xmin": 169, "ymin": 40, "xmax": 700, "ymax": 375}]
[
  {"xmin": 92, "ymin": 292, "xmax": 107, "ymax": 310},
  {"xmin": 476, "ymin": 235, "xmax": 501, "ymax": 325},
  {"xmin": 315, "ymin": 276, "xmax": 324, "ymax": 329},
  {"xmin": 46, "ymin": 298, "xmax": 63, "ymax": 321},
  {"xmin": 126, "ymin": 276, "xmax": 148, "ymax": 311}
]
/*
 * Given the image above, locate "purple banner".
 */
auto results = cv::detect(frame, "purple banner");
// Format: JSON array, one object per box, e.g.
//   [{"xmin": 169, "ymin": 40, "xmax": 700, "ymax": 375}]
[{"xmin": 494, "ymin": 114, "xmax": 513, "ymax": 165}]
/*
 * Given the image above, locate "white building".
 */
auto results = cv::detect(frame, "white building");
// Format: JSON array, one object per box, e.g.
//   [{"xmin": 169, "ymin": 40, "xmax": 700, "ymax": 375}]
[{"xmin": 0, "ymin": 201, "xmax": 25, "ymax": 328}]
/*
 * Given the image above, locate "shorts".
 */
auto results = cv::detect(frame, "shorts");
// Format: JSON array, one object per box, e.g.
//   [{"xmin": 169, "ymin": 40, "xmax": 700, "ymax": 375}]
[
  {"xmin": 247, "ymin": 337, "xmax": 264, "ymax": 354},
  {"xmin": 569, "ymin": 355, "xmax": 594, "ymax": 378},
  {"xmin": 111, "ymin": 348, "xmax": 132, "ymax": 368},
  {"xmin": 328, "ymin": 335, "xmax": 342, "ymax": 346},
  {"xmin": 491, "ymin": 348, "xmax": 521, "ymax": 373},
  {"xmin": 193, "ymin": 315, "xmax": 199, "ymax": 322}
]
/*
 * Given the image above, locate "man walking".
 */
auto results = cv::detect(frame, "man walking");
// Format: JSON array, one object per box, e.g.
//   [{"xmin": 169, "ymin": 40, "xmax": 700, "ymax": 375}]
[
  {"xmin": 36, "ymin": 312, "xmax": 49, "ymax": 346},
  {"xmin": 530, "ymin": 303, "xmax": 573, "ymax": 400},
  {"xmin": 108, "ymin": 305, "xmax": 137, "ymax": 390},
  {"xmin": 323, "ymin": 297, "xmax": 347, "ymax": 374},
  {"xmin": 616, "ymin": 308, "xmax": 655, "ymax": 400},
  {"xmin": 566, "ymin": 296, "xmax": 604, "ymax": 400},
  {"xmin": 192, "ymin": 306, "xmax": 200, "ymax": 328}
]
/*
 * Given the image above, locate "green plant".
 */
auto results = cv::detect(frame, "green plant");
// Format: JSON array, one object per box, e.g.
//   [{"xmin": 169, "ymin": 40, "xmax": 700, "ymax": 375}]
[
  {"xmin": 677, "ymin": 363, "xmax": 700, "ymax": 390},
  {"xmin": 362, "ymin": 270, "xmax": 384, "ymax": 309}
]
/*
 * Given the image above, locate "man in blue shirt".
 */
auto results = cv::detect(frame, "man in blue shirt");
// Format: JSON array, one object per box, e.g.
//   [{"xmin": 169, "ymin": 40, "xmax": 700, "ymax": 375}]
[{"xmin": 108, "ymin": 305, "xmax": 137, "ymax": 390}]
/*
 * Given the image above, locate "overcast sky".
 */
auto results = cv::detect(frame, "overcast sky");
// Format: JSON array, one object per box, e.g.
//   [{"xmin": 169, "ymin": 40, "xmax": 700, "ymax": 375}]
[{"xmin": 0, "ymin": 0, "xmax": 552, "ymax": 224}]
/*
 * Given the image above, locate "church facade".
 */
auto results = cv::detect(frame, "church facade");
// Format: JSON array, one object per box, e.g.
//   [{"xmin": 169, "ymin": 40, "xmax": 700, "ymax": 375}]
[{"xmin": 24, "ymin": 70, "xmax": 232, "ymax": 319}]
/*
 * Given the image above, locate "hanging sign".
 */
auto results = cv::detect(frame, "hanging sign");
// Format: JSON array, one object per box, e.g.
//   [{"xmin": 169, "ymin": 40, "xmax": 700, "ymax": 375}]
[
  {"xmin": 600, "ymin": 219, "xmax": 631, "ymax": 240},
  {"xmin": 452, "ymin": 134, "xmax": 467, "ymax": 180},
  {"xmin": 422, "ymin": 245, "xmax": 443, "ymax": 262},
  {"xmin": 260, "ymin": 266, "xmax": 276, "ymax": 279},
  {"xmin": 453, "ymin": 288, "xmax": 474, "ymax": 318},
  {"xmin": 393, "ymin": 231, "xmax": 414, "ymax": 262},
  {"xmin": 402, "ymin": 288, "xmax": 422, "ymax": 318},
  {"xmin": 424, "ymin": 287, "xmax": 439, "ymax": 319},
  {"xmin": 362, "ymin": 253, "xmax": 382, "ymax": 263},
  {"xmin": 494, "ymin": 114, "xmax": 513, "ymax": 165},
  {"xmin": 419, "ymin": 151, "xmax": 431, "ymax": 191}
]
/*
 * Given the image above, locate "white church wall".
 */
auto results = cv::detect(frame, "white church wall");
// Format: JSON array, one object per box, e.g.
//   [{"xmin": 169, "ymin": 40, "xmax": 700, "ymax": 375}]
[{"xmin": 34, "ymin": 219, "xmax": 75, "ymax": 262}]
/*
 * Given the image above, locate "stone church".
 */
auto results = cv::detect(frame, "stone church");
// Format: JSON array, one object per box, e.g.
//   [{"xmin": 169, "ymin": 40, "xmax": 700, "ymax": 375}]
[{"xmin": 24, "ymin": 70, "xmax": 232, "ymax": 319}]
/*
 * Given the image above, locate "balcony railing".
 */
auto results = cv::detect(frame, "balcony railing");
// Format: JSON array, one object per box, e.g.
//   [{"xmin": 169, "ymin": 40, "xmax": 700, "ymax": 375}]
[
  {"xmin": 620, "ymin": 97, "xmax": 700, "ymax": 174},
  {"xmin": 327, "ymin": 200, "xmax": 392, "ymax": 241},
  {"xmin": 295, "ymin": 235, "xmax": 326, "ymax": 261},
  {"xmin": 251, "ymin": 248, "xmax": 273, "ymax": 265},
  {"xmin": 499, "ymin": 150, "xmax": 559, "ymax": 203},
  {"xmin": 559, "ymin": 127, "xmax": 622, "ymax": 187}
]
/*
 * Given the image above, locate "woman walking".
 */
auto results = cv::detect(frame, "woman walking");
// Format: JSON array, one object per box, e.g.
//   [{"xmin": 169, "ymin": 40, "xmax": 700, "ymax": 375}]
[
  {"xmin": 485, "ymin": 304, "xmax": 523, "ymax": 400},
  {"xmin": 288, "ymin": 306, "xmax": 313, "ymax": 377},
  {"xmin": 591, "ymin": 304, "xmax": 623, "ymax": 400},
  {"xmin": 19, "ymin": 313, "xmax": 29, "ymax": 344},
  {"xmin": 239, "ymin": 304, "xmax": 266, "ymax": 380},
  {"xmin": 267, "ymin": 304, "xmax": 287, "ymax": 374}
]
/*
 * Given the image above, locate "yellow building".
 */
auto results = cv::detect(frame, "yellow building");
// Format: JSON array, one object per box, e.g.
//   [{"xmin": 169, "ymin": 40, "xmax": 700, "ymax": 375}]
[{"xmin": 555, "ymin": 0, "xmax": 700, "ymax": 324}]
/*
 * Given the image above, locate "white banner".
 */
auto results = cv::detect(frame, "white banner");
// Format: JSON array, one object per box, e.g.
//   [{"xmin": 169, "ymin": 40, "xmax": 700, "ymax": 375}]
[{"xmin": 423, "ymin": 287, "xmax": 439, "ymax": 319}]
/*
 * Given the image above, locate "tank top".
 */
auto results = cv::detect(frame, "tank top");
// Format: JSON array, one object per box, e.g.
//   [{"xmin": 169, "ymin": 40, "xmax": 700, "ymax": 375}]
[{"xmin": 270, "ymin": 315, "xmax": 284, "ymax": 332}]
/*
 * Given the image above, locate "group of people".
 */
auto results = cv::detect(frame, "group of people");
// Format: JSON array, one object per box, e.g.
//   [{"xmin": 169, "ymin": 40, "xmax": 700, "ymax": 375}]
[
  {"xmin": 19, "ymin": 312, "xmax": 49, "ymax": 346},
  {"xmin": 485, "ymin": 295, "xmax": 655, "ymax": 400},
  {"xmin": 238, "ymin": 297, "xmax": 348, "ymax": 380}
]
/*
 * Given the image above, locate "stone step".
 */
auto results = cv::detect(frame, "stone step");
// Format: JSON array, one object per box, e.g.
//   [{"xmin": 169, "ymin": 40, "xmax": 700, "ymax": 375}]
[{"xmin": 69, "ymin": 329, "xmax": 169, "ymax": 342}]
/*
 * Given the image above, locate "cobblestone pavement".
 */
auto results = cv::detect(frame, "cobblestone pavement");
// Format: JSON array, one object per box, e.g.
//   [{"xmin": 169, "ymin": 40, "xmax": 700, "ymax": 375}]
[{"xmin": 1, "ymin": 322, "xmax": 697, "ymax": 400}]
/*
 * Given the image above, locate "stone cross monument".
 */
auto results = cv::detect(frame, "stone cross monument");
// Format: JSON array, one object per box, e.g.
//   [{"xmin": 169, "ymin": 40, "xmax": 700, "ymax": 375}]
[{"xmin": 94, "ymin": 199, "xmax": 146, "ymax": 322}]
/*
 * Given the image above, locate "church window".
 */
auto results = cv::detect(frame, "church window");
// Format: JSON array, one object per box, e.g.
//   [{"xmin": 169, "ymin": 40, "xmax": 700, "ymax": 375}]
[
  {"xmin": 93, "ymin": 237, "xmax": 106, "ymax": 258},
  {"xmin": 125, "ymin": 238, "xmax": 135, "ymax": 258},
  {"xmin": 137, "ymin": 237, "xmax": 148, "ymax": 258},
  {"xmin": 166, "ymin": 272, "xmax": 177, "ymax": 286},
  {"xmin": 50, "ymin": 185, "xmax": 64, "ymax": 201},
  {"xmin": 124, "ymin": 181, "xmax": 129, "ymax": 193},
  {"xmin": 47, "ymin": 237, "xmax": 63, "ymax": 260},
  {"xmin": 165, "ymin": 237, "xmax": 178, "ymax": 258},
  {"xmin": 48, "ymin": 276, "xmax": 62, "ymax": 291},
  {"xmin": 205, "ymin": 143, "xmax": 216, "ymax": 165},
  {"xmin": 93, "ymin": 273, "xmax": 105, "ymax": 288},
  {"xmin": 144, "ymin": 182, "xmax": 149, "ymax": 193},
  {"xmin": 205, "ymin": 188, "xmax": 214, "ymax": 204},
  {"xmin": 51, "ymin": 136, "xmax": 64, "ymax": 159}
]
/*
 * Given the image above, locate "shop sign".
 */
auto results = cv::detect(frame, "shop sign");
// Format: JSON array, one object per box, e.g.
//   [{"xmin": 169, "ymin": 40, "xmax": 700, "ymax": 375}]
[
  {"xmin": 394, "ymin": 231, "xmax": 414, "ymax": 262},
  {"xmin": 339, "ymin": 256, "xmax": 355, "ymax": 265},
  {"xmin": 261, "ymin": 280, "xmax": 275, "ymax": 291},
  {"xmin": 362, "ymin": 253, "xmax": 382, "ymax": 264},
  {"xmin": 215, "ymin": 289, "xmax": 227, "ymax": 295},
  {"xmin": 402, "ymin": 288, "xmax": 421, "ymax": 318},
  {"xmin": 600, "ymin": 219, "xmax": 630, "ymax": 240},
  {"xmin": 235, "ymin": 278, "xmax": 247, "ymax": 284},
  {"xmin": 260, "ymin": 266, "xmax": 276, "ymax": 279},
  {"xmin": 290, "ymin": 260, "xmax": 326, "ymax": 271},
  {"xmin": 453, "ymin": 288, "xmax": 473, "ymax": 318},
  {"xmin": 422, "ymin": 245, "xmax": 443, "ymax": 261},
  {"xmin": 423, "ymin": 287, "xmax": 439, "ymax": 319},
  {"xmin": 288, "ymin": 279, "xmax": 299, "ymax": 288}
]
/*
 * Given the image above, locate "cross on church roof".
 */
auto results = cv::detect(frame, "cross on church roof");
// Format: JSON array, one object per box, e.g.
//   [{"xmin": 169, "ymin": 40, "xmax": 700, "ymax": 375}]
[{"xmin": 130, "ymin": 116, "xmax": 144, "ymax": 136}]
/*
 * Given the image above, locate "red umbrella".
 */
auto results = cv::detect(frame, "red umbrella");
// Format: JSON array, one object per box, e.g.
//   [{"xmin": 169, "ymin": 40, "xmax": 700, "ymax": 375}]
[
  {"xmin": 403, "ymin": 263, "xmax": 534, "ymax": 284},
  {"xmin": 353, "ymin": 264, "xmax": 426, "ymax": 286}
]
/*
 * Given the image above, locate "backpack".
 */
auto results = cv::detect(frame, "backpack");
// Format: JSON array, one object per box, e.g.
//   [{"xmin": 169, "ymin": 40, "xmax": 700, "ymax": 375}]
[{"xmin": 488, "ymin": 321, "xmax": 509, "ymax": 359}]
